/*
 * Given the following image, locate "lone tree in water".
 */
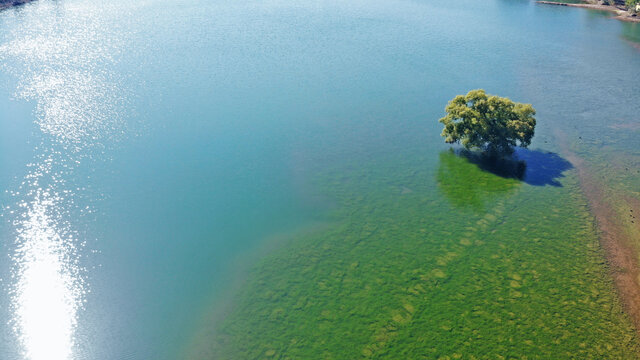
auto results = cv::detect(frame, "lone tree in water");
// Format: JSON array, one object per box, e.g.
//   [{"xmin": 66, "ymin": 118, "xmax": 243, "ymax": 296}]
[{"xmin": 439, "ymin": 89, "xmax": 536, "ymax": 156}]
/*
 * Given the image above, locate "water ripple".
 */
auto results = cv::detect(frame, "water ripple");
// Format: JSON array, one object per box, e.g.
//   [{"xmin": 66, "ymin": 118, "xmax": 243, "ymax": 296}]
[
  {"xmin": 0, "ymin": 1, "xmax": 127, "ymax": 359},
  {"xmin": 11, "ymin": 183, "xmax": 84, "ymax": 360}
]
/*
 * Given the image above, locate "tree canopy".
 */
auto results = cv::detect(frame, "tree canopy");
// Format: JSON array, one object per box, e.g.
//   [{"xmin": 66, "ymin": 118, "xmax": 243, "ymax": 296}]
[{"xmin": 439, "ymin": 89, "xmax": 536, "ymax": 156}]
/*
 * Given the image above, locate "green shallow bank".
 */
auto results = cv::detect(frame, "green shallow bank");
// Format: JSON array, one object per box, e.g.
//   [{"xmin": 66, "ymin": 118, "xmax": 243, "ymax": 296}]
[{"xmin": 205, "ymin": 150, "xmax": 638, "ymax": 359}]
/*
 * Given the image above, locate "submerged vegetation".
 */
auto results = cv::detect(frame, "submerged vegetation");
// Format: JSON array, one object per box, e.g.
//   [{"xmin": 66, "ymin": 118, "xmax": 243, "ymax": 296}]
[
  {"xmin": 439, "ymin": 90, "xmax": 536, "ymax": 156},
  {"xmin": 554, "ymin": 109, "xmax": 640, "ymax": 330},
  {"xmin": 208, "ymin": 149, "xmax": 638, "ymax": 359}
]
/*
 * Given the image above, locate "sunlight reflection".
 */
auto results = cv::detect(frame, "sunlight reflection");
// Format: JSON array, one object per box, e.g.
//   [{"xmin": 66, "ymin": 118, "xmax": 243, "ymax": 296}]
[
  {"xmin": 0, "ymin": 1, "xmax": 127, "ymax": 358},
  {"xmin": 12, "ymin": 189, "xmax": 82, "ymax": 360}
]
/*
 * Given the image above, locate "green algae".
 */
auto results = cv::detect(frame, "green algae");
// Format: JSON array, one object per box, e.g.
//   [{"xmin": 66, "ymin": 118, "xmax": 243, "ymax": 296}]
[
  {"xmin": 209, "ymin": 148, "xmax": 639, "ymax": 359},
  {"xmin": 436, "ymin": 151, "xmax": 522, "ymax": 213}
]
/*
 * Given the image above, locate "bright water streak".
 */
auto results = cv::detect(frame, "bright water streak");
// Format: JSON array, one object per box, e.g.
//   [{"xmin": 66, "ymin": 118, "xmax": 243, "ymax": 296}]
[
  {"xmin": 12, "ymin": 185, "xmax": 81, "ymax": 360},
  {"xmin": 0, "ymin": 1, "xmax": 126, "ymax": 358}
]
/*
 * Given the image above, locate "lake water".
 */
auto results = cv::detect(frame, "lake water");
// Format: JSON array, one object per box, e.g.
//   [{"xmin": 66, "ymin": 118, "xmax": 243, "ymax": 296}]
[{"xmin": 0, "ymin": 0, "xmax": 639, "ymax": 359}]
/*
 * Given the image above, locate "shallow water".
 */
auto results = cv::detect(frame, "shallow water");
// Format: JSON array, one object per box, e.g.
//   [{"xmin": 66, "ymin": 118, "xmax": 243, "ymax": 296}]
[{"xmin": 0, "ymin": 0, "xmax": 638, "ymax": 358}]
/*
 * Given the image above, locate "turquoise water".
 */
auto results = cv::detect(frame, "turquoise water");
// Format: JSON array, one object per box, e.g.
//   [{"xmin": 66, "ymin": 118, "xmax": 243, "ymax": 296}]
[{"xmin": 0, "ymin": 0, "xmax": 638, "ymax": 359}]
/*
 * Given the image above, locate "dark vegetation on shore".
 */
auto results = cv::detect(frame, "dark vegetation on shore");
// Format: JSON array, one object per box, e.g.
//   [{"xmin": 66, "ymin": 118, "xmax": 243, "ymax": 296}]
[
  {"xmin": 0, "ymin": 0, "xmax": 35, "ymax": 10},
  {"xmin": 539, "ymin": 0, "xmax": 640, "ymax": 23}
]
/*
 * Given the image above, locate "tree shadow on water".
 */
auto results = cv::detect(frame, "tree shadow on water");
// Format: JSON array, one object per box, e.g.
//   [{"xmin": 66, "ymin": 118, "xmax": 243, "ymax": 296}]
[
  {"xmin": 513, "ymin": 148, "xmax": 573, "ymax": 187},
  {"xmin": 436, "ymin": 148, "xmax": 573, "ymax": 212},
  {"xmin": 458, "ymin": 148, "xmax": 573, "ymax": 187},
  {"xmin": 454, "ymin": 148, "xmax": 573, "ymax": 187}
]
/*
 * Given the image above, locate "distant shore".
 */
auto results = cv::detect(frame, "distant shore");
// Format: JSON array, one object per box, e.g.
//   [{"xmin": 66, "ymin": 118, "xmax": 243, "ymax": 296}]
[
  {"xmin": 538, "ymin": 1, "xmax": 640, "ymax": 23},
  {"xmin": 0, "ymin": 0, "xmax": 35, "ymax": 11}
]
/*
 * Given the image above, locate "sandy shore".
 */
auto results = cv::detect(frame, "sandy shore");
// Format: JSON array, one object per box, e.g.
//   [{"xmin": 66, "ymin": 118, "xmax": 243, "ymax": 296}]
[
  {"xmin": 556, "ymin": 128, "xmax": 640, "ymax": 339},
  {"xmin": 538, "ymin": 1, "xmax": 640, "ymax": 23}
]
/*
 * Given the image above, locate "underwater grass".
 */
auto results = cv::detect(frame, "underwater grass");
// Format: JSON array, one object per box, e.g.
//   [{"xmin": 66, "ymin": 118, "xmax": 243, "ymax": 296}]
[{"xmin": 210, "ymin": 148, "xmax": 638, "ymax": 359}]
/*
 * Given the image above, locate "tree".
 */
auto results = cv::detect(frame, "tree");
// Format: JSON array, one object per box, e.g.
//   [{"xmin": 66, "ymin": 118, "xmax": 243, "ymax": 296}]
[{"xmin": 439, "ymin": 89, "xmax": 536, "ymax": 156}]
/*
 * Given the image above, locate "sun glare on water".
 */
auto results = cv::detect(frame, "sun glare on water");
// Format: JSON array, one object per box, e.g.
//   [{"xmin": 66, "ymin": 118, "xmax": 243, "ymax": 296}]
[
  {"xmin": 0, "ymin": 1, "xmax": 127, "ymax": 358},
  {"xmin": 12, "ymin": 189, "xmax": 83, "ymax": 360}
]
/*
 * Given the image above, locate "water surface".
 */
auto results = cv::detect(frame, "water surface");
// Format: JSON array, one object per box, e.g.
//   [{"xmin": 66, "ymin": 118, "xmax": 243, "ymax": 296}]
[{"xmin": 0, "ymin": 0, "xmax": 639, "ymax": 358}]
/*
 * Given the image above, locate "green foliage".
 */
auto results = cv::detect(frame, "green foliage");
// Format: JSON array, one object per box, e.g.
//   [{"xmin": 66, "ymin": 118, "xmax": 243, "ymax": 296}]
[
  {"xmin": 439, "ymin": 89, "xmax": 536, "ymax": 155},
  {"xmin": 626, "ymin": 0, "xmax": 639, "ymax": 12}
]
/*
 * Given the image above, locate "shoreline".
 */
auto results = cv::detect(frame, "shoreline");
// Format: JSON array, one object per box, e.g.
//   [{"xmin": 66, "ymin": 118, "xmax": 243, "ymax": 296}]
[
  {"xmin": 0, "ymin": 0, "xmax": 36, "ymax": 11},
  {"xmin": 556, "ymin": 129, "xmax": 640, "ymax": 339},
  {"xmin": 537, "ymin": 1, "xmax": 640, "ymax": 23}
]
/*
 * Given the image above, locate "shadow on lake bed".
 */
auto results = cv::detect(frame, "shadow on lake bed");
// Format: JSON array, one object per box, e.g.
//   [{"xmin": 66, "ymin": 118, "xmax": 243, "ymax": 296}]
[
  {"xmin": 514, "ymin": 147, "xmax": 573, "ymax": 186},
  {"xmin": 458, "ymin": 148, "xmax": 573, "ymax": 187},
  {"xmin": 436, "ymin": 148, "xmax": 573, "ymax": 212}
]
